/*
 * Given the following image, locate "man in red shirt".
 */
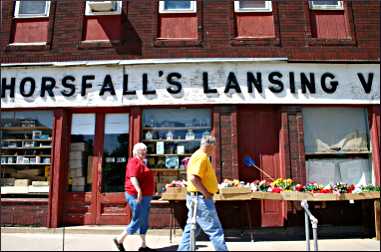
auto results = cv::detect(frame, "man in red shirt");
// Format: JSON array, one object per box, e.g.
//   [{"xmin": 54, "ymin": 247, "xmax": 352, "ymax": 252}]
[{"xmin": 113, "ymin": 143, "xmax": 155, "ymax": 252}]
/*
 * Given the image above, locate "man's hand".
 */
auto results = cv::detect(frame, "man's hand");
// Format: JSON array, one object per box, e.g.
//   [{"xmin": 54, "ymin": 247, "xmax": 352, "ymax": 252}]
[{"xmin": 203, "ymin": 191, "xmax": 213, "ymax": 199}]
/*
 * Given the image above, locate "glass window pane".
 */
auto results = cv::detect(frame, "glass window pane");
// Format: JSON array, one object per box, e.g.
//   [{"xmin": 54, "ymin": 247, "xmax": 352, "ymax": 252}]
[
  {"xmin": 0, "ymin": 111, "xmax": 53, "ymax": 197},
  {"xmin": 102, "ymin": 113, "xmax": 129, "ymax": 193},
  {"xmin": 303, "ymin": 108, "xmax": 369, "ymax": 153},
  {"xmin": 307, "ymin": 158, "xmax": 372, "ymax": 186},
  {"xmin": 240, "ymin": 0, "xmax": 267, "ymax": 9},
  {"xmin": 19, "ymin": 0, "xmax": 47, "ymax": 15},
  {"xmin": 69, "ymin": 114, "xmax": 95, "ymax": 192},
  {"xmin": 312, "ymin": 0, "xmax": 339, "ymax": 5},
  {"xmin": 164, "ymin": 0, "xmax": 191, "ymax": 10},
  {"xmin": 142, "ymin": 109, "xmax": 211, "ymax": 195}
]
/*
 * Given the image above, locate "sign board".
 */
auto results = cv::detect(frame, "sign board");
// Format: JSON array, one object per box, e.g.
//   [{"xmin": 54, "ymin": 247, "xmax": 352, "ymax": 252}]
[{"xmin": 1, "ymin": 62, "xmax": 379, "ymax": 108}]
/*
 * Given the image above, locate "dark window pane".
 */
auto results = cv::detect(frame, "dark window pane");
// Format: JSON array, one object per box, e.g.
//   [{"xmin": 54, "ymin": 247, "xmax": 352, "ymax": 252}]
[
  {"xmin": 19, "ymin": 1, "xmax": 47, "ymax": 15},
  {"xmin": 164, "ymin": 0, "xmax": 191, "ymax": 10},
  {"xmin": 101, "ymin": 114, "xmax": 129, "ymax": 193}
]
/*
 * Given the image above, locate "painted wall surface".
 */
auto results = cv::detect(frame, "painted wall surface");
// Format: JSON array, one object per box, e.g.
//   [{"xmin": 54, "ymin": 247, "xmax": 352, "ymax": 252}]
[{"xmin": 1, "ymin": 61, "xmax": 379, "ymax": 108}]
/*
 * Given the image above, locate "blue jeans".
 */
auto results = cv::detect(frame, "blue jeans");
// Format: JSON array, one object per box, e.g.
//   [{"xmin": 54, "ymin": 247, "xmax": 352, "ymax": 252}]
[
  {"xmin": 177, "ymin": 195, "xmax": 228, "ymax": 251},
  {"xmin": 125, "ymin": 192, "xmax": 152, "ymax": 235}
]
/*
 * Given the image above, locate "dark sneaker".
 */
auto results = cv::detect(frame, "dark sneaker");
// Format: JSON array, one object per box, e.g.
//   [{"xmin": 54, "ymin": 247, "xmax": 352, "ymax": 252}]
[{"xmin": 113, "ymin": 238, "xmax": 125, "ymax": 252}]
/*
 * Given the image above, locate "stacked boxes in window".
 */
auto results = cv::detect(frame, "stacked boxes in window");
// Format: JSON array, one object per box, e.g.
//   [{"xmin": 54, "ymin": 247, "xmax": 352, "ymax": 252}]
[{"xmin": 69, "ymin": 143, "xmax": 86, "ymax": 192}]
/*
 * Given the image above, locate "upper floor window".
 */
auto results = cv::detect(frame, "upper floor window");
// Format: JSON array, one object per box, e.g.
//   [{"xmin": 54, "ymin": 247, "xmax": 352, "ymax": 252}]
[
  {"xmin": 309, "ymin": 0, "xmax": 344, "ymax": 10},
  {"xmin": 14, "ymin": 0, "xmax": 51, "ymax": 18},
  {"xmin": 234, "ymin": 0, "xmax": 272, "ymax": 12},
  {"xmin": 85, "ymin": 1, "xmax": 122, "ymax": 16},
  {"xmin": 159, "ymin": 0, "xmax": 197, "ymax": 13}
]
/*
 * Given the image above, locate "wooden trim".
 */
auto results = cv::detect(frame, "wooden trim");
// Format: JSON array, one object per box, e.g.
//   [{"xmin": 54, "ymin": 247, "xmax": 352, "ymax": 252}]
[
  {"xmin": 48, "ymin": 109, "xmax": 68, "ymax": 228},
  {"xmin": 212, "ymin": 107, "xmax": 221, "ymax": 182},
  {"xmin": 370, "ymin": 106, "xmax": 380, "ymax": 185},
  {"xmin": 94, "ymin": 113, "xmax": 105, "ymax": 224}
]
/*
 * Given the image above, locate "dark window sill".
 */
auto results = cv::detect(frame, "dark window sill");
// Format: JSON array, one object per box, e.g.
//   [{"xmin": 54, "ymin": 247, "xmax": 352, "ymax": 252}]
[
  {"xmin": 154, "ymin": 38, "xmax": 202, "ymax": 47},
  {"xmin": 6, "ymin": 42, "xmax": 49, "ymax": 51},
  {"xmin": 78, "ymin": 40, "xmax": 121, "ymax": 49},
  {"xmin": 231, "ymin": 37, "xmax": 280, "ymax": 46},
  {"xmin": 306, "ymin": 37, "xmax": 356, "ymax": 46}
]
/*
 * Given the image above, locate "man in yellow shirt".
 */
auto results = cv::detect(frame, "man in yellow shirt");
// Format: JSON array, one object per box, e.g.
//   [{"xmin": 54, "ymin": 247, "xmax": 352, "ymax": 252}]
[{"xmin": 177, "ymin": 135, "xmax": 228, "ymax": 251}]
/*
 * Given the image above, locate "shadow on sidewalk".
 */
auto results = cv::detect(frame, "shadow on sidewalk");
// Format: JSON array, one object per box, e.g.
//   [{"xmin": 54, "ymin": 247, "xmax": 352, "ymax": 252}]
[{"xmin": 156, "ymin": 244, "xmax": 207, "ymax": 251}]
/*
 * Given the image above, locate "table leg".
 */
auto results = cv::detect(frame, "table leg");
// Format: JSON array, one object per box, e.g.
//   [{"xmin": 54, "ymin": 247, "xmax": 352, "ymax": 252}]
[
  {"xmin": 169, "ymin": 202, "xmax": 174, "ymax": 243},
  {"xmin": 375, "ymin": 199, "xmax": 380, "ymax": 241},
  {"xmin": 246, "ymin": 201, "xmax": 254, "ymax": 242},
  {"xmin": 303, "ymin": 201, "xmax": 310, "ymax": 252}
]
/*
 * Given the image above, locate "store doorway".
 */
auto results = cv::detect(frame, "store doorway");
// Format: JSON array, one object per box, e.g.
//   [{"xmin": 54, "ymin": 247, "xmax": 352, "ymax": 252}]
[{"xmin": 63, "ymin": 112, "xmax": 131, "ymax": 225}]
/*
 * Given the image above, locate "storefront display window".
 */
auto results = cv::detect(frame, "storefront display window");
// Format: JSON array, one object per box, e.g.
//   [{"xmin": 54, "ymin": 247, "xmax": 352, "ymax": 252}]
[
  {"xmin": 101, "ymin": 113, "xmax": 129, "ymax": 193},
  {"xmin": 303, "ymin": 107, "xmax": 373, "ymax": 186},
  {"xmin": 142, "ymin": 108, "xmax": 211, "ymax": 194},
  {"xmin": 69, "ymin": 113, "xmax": 95, "ymax": 192},
  {"xmin": 0, "ymin": 111, "xmax": 53, "ymax": 196}
]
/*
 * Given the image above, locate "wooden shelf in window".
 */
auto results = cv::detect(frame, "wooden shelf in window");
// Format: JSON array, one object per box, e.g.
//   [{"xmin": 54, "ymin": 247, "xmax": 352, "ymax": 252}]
[
  {"xmin": 0, "ymin": 163, "xmax": 51, "ymax": 166},
  {"xmin": 143, "ymin": 127, "xmax": 210, "ymax": 130},
  {"xmin": 150, "ymin": 168, "xmax": 185, "ymax": 172},
  {"xmin": 1, "ymin": 147, "xmax": 51, "ymax": 150},
  {"xmin": 1, "ymin": 155, "xmax": 51, "ymax": 157},
  {"xmin": 147, "ymin": 154, "xmax": 192, "ymax": 157},
  {"xmin": 305, "ymin": 151, "xmax": 371, "ymax": 156},
  {"xmin": 143, "ymin": 139, "xmax": 200, "ymax": 143},
  {"xmin": 2, "ymin": 139, "xmax": 52, "ymax": 142},
  {"xmin": 1, "ymin": 127, "xmax": 51, "ymax": 131}
]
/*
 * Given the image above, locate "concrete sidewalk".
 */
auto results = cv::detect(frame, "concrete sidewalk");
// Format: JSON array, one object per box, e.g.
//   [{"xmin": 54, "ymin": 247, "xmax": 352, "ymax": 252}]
[{"xmin": 1, "ymin": 226, "xmax": 380, "ymax": 251}]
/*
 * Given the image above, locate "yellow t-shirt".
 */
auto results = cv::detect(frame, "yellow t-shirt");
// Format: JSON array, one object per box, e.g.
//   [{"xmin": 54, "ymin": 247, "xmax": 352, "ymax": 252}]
[{"xmin": 186, "ymin": 149, "xmax": 219, "ymax": 194}]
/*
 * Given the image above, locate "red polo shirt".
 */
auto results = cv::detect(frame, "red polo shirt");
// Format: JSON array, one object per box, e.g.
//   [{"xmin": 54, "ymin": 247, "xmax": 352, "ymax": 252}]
[{"xmin": 124, "ymin": 157, "xmax": 154, "ymax": 196}]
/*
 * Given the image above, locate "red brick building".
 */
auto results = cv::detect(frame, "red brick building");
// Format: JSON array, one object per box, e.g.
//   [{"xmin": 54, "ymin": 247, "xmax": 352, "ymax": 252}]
[{"xmin": 1, "ymin": 0, "xmax": 379, "ymax": 231}]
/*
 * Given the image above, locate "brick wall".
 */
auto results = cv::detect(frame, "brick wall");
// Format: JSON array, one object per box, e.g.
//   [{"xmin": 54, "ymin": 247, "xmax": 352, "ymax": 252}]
[
  {"xmin": 1, "ymin": 199, "xmax": 48, "ymax": 226},
  {"xmin": 1, "ymin": 0, "xmax": 379, "ymax": 63}
]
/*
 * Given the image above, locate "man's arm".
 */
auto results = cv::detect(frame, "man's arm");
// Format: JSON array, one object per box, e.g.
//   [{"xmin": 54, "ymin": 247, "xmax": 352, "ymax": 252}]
[{"xmin": 189, "ymin": 174, "xmax": 213, "ymax": 199}]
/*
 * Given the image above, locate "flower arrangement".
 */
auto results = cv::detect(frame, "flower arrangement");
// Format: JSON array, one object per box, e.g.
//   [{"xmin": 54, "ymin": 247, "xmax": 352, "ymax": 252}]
[
  {"xmin": 359, "ymin": 184, "xmax": 381, "ymax": 192},
  {"xmin": 165, "ymin": 180, "xmax": 186, "ymax": 189},
  {"xmin": 250, "ymin": 180, "xmax": 271, "ymax": 192},
  {"xmin": 271, "ymin": 178, "xmax": 297, "ymax": 192}
]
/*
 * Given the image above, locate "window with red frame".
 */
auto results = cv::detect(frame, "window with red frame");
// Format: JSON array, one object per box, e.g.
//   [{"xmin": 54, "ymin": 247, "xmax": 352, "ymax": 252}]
[
  {"xmin": 308, "ymin": 0, "xmax": 351, "ymax": 39},
  {"xmin": 11, "ymin": 0, "xmax": 51, "ymax": 44},
  {"xmin": 158, "ymin": 0, "xmax": 198, "ymax": 40},
  {"xmin": 234, "ymin": 0, "xmax": 275, "ymax": 38}
]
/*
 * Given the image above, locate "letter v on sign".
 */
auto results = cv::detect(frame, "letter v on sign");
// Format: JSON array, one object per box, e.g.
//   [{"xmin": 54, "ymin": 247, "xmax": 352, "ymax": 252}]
[{"xmin": 357, "ymin": 73, "xmax": 374, "ymax": 94}]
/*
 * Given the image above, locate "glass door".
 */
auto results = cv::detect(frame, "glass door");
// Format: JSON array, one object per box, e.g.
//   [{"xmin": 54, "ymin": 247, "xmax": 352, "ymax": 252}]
[{"xmin": 96, "ymin": 113, "xmax": 130, "ymax": 224}]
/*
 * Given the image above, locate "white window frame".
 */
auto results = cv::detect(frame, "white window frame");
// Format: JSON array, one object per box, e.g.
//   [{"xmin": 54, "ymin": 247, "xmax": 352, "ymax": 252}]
[
  {"xmin": 309, "ymin": 0, "xmax": 344, "ymax": 10},
  {"xmin": 14, "ymin": 0, "xmax": 51, "ymax": 18},
  {"xmin": 159, "ymin": 0, "xmax": 197, "ymax": 14},
  {"xmin": 234, "ymin": 0, "xmax": 272, "ymax": 13},
  {"xmin": 85, "ymin": 1, "xmax": 122, "ymax": 16}
]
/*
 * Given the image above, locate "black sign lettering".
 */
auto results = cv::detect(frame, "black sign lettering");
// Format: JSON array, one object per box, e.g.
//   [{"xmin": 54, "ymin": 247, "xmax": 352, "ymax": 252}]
[
  {"xmin": 166, "ymin": 72, "xmax": 182, "ymax": 94},
  {"xmin": 20, "ymin": 77, "xmax": 36, "ymax": 97},
  {"xmin": 203, "ymin": 72, "xmax": 217, "ymax": 94},
  {"xmin": 268, "ymin": 72, "xmax": 284, "ymax": 93},
  {"xmin": 224, "ymin": 72, "xmax": 242, "ymax": 93},
  {"xmin": 142, "ymin": 73, "xmax": 156, "ymax": 95},
  {"xmin": 81, "ymin": 75, "xmax": 94, "ymax": 96},
  {"xmin": 41, "ymin": 77, "xmax": 56, "ymax": 97},
  {"xmin": 357, "ymin": 73, "xmax": 374, "ymax": 94},
  {"xmin": 1, "ymin": 77, "xmax": 16, "ymax": 98},
  {"xmin": 123, "ymin": 74, "xmax": 136, "ymax": 95},
  {"xmin": 99, "ymin": 75, "xmax": 116, "ymax": 96},
  {"xmin": 321, "ymin": 73, "xmax": 338, "ymax": 94},
  {"xmin": 61, "ymin": 76, "xmax": 76, "ymax": 97},
  {"xmin": 289, "ymin": 72, "xmax": 296, "ymax": 93},
  {"xmin": 247, "ymin": 72, "xmax": 262, "ymax": 93},
  {"xmin": 300, "ymin": 73, "xmax": 316, "ymax": 94}
]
